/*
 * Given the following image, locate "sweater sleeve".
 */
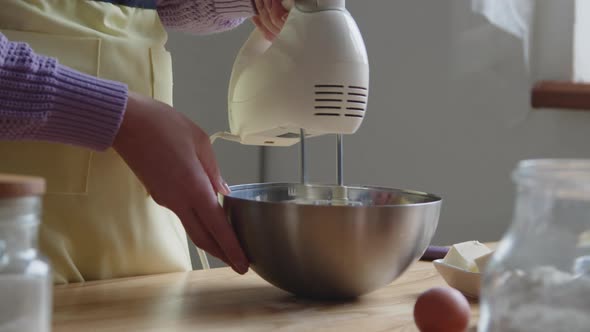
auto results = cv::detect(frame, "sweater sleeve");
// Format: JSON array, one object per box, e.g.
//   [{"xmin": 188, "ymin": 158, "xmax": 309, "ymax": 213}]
[
  {"xmin": 0, "ymin": 33, "xmax": 128, "ymax": 151},
  {"xmin": 157, "ymin": 0, "xmax": 256, "ymax": 34}
]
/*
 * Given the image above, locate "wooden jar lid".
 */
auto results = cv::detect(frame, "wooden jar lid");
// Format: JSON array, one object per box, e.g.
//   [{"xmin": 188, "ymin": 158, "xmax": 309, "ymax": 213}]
[{"xmin": 0, "ymin": 174, "xmax": 46, "ymax": 199}]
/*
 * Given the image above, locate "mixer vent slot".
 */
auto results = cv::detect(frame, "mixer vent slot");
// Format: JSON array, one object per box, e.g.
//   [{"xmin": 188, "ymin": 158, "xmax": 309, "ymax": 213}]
[
  {"xmin": 314, "ymin": 84, "xmax": 368, "ymax": 116},
  {"xmin": 315, "ymin": 99, "xmax": 342, "ymax": 102},
  {"xmin": 315, "ymin": 84, "xmax": 344, "ymax": 88},
  {"xmin": 349, "ymin": 85, "xmax": 368, "ymax": 90},
  {"xmin": 315, "ymin": 106, "xmax": 341, "ymax": 110},
  {"xmin": 346, "ymin": 86, "xmax": 368, "ymax": 112},
  {"xmin": 315, "ymin": 91, "xmax": 343, "ymax": 95}
]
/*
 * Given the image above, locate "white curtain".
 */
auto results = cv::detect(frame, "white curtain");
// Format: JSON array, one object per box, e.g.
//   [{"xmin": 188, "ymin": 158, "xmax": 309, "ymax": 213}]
[{"xmin": 472, "ymin": 0, "xmax": 589, "ymax": 83}]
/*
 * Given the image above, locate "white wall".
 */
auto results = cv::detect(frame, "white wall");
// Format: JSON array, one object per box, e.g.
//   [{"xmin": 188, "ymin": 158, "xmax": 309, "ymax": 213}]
[
  {"xmin": 167, "ymin": 1, "xmax": 590, "ymax": 268},
  {"xmin": 264, "ymin": 0, "xmax": 590, "ymax": 245}
]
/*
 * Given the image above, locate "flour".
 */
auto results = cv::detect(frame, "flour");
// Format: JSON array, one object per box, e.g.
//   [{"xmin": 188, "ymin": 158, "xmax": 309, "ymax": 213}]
[
  {"xmin": 490, "ymin": 266, "xmax": 590, "ymax": 332},
  {"xmin": 0, "ymin": 274, "xmax": 51, "ymax": 332}
]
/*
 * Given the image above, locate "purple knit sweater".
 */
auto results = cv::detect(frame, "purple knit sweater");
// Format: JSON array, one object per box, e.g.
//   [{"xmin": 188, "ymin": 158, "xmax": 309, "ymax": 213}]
[{"xmin": 0, "ymin": 0, "xmax": 255, "ymax": 150}]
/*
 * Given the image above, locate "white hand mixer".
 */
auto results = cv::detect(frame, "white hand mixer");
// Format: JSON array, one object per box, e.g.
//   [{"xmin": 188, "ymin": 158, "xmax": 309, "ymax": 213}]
[
  {"xmin": 212, "ymin": 0, "xmax": 369, "ymax": 147},
  {"xmin": 202, "ymin": 0, "xmax": 369, "ymax": 269}
]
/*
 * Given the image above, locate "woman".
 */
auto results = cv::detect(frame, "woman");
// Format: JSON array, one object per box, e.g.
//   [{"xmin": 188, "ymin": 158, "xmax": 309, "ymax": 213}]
[{"xmin": 0, "ymin": 0, "xmax": 287, "ymax": 283}]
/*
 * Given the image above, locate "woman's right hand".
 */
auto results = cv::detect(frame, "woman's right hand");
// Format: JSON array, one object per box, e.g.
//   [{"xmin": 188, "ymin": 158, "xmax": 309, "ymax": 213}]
[
  {"xmin": 113, "ymin": 91, "xmax": 249, "ymax": 274},
  {"xmin": 252, "ymin": 0, "xmax": 290, "ymax": 40}
]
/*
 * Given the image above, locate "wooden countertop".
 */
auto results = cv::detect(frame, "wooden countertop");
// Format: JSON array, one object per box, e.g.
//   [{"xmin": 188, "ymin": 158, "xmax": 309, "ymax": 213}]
[{"xmin": 53, "ymin": 260, "xmax": 480, "ymax": 332}]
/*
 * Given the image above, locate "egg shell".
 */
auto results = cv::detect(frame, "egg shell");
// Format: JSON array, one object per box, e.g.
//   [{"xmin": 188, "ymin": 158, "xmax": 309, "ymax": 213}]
[{"xmin": 413, "ymin": 287, "xmax": 471, "ymax": 332}]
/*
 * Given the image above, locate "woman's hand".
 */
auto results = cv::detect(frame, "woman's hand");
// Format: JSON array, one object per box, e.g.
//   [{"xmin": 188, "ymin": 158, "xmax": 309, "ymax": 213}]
[
  {"xmin": 252, "ymin": 0, "xmax": 290, "ymax": 40},
  {"xmin": 113, "ymin": 91, "xmax": 249, "ymax": 274}
]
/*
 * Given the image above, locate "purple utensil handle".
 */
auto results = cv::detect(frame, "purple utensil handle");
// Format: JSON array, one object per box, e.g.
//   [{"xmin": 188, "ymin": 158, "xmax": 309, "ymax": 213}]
[{"xmin": 420, "ymin": 246, "xmax": 449, "ymax": 261}]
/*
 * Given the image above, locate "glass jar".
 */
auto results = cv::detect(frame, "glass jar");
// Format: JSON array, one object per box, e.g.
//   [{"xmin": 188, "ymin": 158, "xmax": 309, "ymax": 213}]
[
  {"xmin": 0, "ymin": 174, "xmax": 51, "ymax": 332},
  {"xmin": 479, "ymin": 160, "xmax": 590, "ymax": 332}
]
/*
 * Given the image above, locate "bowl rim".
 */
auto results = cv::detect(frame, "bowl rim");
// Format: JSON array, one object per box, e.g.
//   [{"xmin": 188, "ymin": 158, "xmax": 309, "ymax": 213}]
[{"xmin": 222, "ymin": 182, "xmax": 443, "ymax": 208}]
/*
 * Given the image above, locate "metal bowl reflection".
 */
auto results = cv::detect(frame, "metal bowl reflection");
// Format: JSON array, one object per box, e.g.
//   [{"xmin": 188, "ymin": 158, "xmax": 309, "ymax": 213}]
[{"xmin": 221, "ymin": 183, "xmax": 441, "ymax": 299}]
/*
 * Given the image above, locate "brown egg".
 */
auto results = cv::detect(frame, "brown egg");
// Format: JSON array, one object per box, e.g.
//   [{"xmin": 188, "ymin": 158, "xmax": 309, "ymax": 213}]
[{"xmin": 413, "ymin": 287, "xmax": 471, "ymax": 332}]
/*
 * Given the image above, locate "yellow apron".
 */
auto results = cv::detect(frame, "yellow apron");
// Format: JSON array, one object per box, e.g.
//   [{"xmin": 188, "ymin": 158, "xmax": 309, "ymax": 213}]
[{"xmin": 0, "ymin": 0, "xmax": 192, "ymax": 283}]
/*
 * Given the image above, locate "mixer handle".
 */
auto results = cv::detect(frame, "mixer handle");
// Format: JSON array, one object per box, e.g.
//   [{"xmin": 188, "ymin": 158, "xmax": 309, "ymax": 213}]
[
  {"xmin": 230, "ymin": 0, "xmax": 346, "ymax": 80},
  {"xmin": 230, "ymin": 28, "xmax": 271, "ymax": 78},
  {"xmin": 229, "ymin": 0, "xmax": 298, "ymax": 75},
  {"xmin": 230, "ymin": 0, "xmax": 349, "ymax": 88},
  {"xmin": 293, "ymin": 0, "xmax": 345, "ymax": 11}
]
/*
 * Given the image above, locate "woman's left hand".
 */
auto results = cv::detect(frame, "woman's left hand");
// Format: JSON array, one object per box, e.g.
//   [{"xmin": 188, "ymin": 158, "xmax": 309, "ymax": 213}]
[{"xmin": 252, "ymin": 0, "xmax": 290, "ymax": 40}]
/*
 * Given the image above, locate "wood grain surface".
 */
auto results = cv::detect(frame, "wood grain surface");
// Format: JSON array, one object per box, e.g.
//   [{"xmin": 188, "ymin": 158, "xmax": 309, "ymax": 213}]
[{"xmin": 53, "ymin": 260, "xmax": 481, "ymax": 331}]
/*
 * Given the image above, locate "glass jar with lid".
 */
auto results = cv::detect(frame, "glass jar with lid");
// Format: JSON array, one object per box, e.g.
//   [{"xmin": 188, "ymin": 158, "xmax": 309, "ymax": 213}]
[
  {"xmin": 0, "ymin": 174, "xmax": 51, "ymax": 332},
  {"xmin": 479, "ymin": 159, "xmax": 590, "ymax": 332}
]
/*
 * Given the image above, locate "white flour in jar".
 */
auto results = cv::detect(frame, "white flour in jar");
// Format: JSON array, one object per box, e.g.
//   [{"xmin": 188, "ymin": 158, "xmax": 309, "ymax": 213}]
[
  {"xmin": 492, "ymin": 266, "xmax": 590, "ymax": 332},
  {"xmin": 0, "ymin": 274, "xmax": 51, "ymax": 332}
]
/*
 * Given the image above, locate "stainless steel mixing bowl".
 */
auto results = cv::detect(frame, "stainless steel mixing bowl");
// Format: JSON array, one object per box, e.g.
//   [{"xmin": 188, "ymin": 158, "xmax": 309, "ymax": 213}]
[{"xmin": 221, "ymin": 183, "xmax": 442, "ymax": 299}]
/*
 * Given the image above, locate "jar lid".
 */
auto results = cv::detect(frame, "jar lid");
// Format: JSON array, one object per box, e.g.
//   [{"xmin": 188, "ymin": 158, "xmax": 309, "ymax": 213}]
[{"xmin": 0, "ymin": 174, "xmax": 46, "ymax": 198}]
